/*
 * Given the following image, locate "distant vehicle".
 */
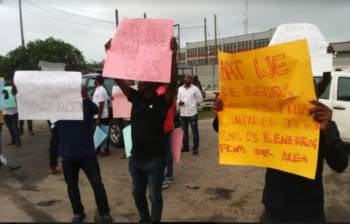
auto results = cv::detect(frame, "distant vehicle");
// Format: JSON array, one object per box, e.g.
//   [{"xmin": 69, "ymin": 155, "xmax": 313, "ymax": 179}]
[
  {"xmin": 83, "ymin": 72, "xmax": 181, "ymax": 148},
  {"xmin": 314, "ymin": 72, "xmax": 350, "ymax": 143}
]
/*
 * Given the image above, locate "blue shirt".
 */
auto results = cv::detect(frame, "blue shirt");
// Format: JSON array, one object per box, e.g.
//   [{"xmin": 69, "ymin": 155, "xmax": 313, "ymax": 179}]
[{"xmin": 58, "ymin": 98, "xmax": 99, "ymax": 157}]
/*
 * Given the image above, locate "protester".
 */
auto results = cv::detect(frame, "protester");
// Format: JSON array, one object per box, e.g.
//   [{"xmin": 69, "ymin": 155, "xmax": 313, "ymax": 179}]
[
  {"xmin": 3, "ymin": 81, "xmax": 21, "ymax": 147},
  {"xmin": 177, "ymin": 74, "xmax": 203, "ymax": 155},
  {"xmin": 92, "ymin": 75, "xmax": 110, "ymax": 157},
  {"xmin": 211, "ymin": 79, "xmax": 348, "ymax": 222},
  {"xmin": 106, "ymin": 37, "xmax": 178, "ymax": 222},
  {"xmin": 0, "ymin": 90, "xmax": 9, "ymax": 167},
  {"xmin": 48, "ymin": 120, "xmax": 59, "ymax": 174},
  {"xmin": 59, "ymin": 85, "xmax": 112, "ymax": 222},
  {"xmin": 192, "ymin": 75, "xmax": 202, "ymax": 91},
  {"xmin": 19, "ymin": 120, "xmax": 34, "ymax": 136},
  {"xmin": 157, "ymin": 84, "xmax": 176, "ymax": 189}
]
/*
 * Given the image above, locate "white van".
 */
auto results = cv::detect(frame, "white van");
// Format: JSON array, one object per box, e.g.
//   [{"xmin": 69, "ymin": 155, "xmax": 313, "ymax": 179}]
[{"xmin": 314, "ymin": 72, "xmax": 350, "ymax": 143}]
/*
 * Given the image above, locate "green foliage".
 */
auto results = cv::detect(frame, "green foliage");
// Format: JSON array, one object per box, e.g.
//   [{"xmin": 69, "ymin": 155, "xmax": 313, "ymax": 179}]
[
  {"xmin": 85, "ymin": 59, "xmax": 105, "ymax": 72},
  {"xmin": 0, "ymin": 37, "xmax": 86, "ymax": 80}
]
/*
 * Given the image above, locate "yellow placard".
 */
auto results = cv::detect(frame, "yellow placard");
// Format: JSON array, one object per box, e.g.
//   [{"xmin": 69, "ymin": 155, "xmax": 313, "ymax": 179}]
[{"xmin": 218, "ymin": 39, "xmax": 320, "ymax": 179}]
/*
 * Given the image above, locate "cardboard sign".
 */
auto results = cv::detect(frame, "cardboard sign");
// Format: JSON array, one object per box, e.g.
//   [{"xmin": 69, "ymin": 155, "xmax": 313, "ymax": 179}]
[
  {"xmin": 172, "ymin": 129, "xmax": 183, "ymax": 163},
  {"xmin": 94, "ymin": 124, "xmax": 109, "ymax": 149},
  {"xmin": 123, "ymin": 125, "xmax": 132, "ymax": 158},
  {"xmin": 112, "ymin": 86, "xmax": 132, "ymax": 118},
  {"xmin": 218, "ymin": 40, "xmax": 320, "ymax": 179},
  {"xmin": 269, "ymin": 23, "xmax": 332, "ymax": 73},
  {"xmin": 0, "ymin": 78, "xmax": 4, "ymax": 110},
  {"xmin": 103, "ymin": 18, "xmax": 174, "ymax": 83},
  {"xmin": 14, "ymin": 71, "xmax": 83, "ymax": 120},
  {"xmin": 4, "ymin": 86, "xmax": 16, "ymax": 108}
]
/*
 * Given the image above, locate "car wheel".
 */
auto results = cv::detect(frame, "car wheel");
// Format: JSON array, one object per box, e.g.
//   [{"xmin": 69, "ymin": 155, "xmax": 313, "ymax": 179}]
[{"xmin": 109, "ymin": 119, "xmax": 124, "ymax": 148}]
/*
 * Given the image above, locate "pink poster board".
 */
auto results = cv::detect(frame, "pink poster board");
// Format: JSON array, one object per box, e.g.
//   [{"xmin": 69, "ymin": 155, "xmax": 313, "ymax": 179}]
[
  {"xmin": 103, "ymin": 18, "xmax": 174, "ymax": 83},
  {"xmin": 172, "ymin": 129, "xmax": 183, "ymax": 164},
  {"xmin": 112, "ymin": 86, "xmax": 132, "ymax": 118}
]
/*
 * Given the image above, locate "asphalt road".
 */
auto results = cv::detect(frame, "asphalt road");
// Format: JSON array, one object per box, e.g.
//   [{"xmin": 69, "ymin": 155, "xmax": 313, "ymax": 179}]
[{"xmin": 0, "ymin": 119, "xmax": 350, "ymax": 222}]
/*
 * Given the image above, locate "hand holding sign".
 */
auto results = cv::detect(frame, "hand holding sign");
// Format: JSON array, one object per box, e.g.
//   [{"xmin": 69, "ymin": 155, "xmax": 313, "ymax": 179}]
[
  {"xmin": 211, "ymin": 93, "xmax": 223, "ymax": 116},
  {"xmin": 308, "ymin": 100, "xmax": 332, "ymax": 132}
]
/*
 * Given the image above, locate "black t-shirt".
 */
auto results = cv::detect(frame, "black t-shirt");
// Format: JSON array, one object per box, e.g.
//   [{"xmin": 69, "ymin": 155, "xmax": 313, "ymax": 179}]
[{"xmin": 128, "ymin": 88, "xmax": 171, "ymax": 158}]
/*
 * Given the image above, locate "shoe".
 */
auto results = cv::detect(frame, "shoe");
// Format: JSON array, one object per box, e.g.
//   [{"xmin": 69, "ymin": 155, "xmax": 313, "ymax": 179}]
[
  {"xmin": 120, "ymin": 154, "xmax": 127, "ymax": 159},
  {"xmin": 29, "ymin": 132, "xmax": 35, "ymax": 136},
  {"xmin": 96, "ymin": 150, "xmax": 101, "ymax": 154},
  {"xmin": 165, "ymin": 176, "xmax": 174, "ymax": 183},
  {"xmin": 101, "ymin": 214, "xmax": 113, "ymax": 223},
  {"xmin": 7, "ymin": 141, "xmax": 16, "ymax": 145},
  {"xmin": 72, "ymin": 212, "xmax": 86, "ymax": 223},
  {"xmin": 0, "ymin": 161, "xmax": 2, "ymax": 167},
  {"xmin": 162, "ymin": 180, "xmax": 168, "ymax": 189},
  {"xmin": 100, "ymin": 151, "xmax": 110, "ymax": 157},
  {"xmin": 181, "ymin": 148, "xmax": 190, "ymax": 152},
  {"xmin": 193, "ymin": 149, "xmax": 198, "ymax": 155},
  {"xmin": 16, "ymin": 141, "xmax": 21, "ymax": 147},
  {"xmin": 49, "ymin": 167, "xmax": 57, "ymax": 174}
]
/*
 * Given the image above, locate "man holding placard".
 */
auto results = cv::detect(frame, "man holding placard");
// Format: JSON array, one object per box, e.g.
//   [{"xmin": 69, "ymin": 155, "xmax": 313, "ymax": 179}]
[{"xmin": 105, "ymin": 32, "xmax": 178, "ymax": 222}]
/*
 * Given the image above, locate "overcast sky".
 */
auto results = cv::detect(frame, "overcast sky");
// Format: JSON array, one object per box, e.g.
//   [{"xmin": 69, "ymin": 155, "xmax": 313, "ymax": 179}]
[{"xmin": 0, "ymin": 0, "xmax": 349, "ymax": 61}]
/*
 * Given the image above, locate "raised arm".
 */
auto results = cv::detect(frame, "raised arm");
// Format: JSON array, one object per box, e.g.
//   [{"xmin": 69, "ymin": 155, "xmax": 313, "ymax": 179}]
[{"xmin": 164, "ymin": 37, "xmax": 179, "ymax": 105}]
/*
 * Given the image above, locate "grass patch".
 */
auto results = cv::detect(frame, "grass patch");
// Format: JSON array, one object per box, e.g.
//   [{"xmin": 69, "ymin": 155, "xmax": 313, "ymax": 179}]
[{"xmin": 198, "ymin": 110, "xmax": 216, "ymax": 120}]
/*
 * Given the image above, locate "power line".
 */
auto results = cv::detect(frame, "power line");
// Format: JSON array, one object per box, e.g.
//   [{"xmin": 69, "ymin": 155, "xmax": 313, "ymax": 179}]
[
  {"xmin": 26, "ymin": 0, "xmax": 115, "ymax": 17},
  {"xmin": 4, "ymin": 0, "xmax": 116, "ymax": 27},
  {"xmin": 2, "ymin": 2, "xmax": 115, "ymax": 29}
]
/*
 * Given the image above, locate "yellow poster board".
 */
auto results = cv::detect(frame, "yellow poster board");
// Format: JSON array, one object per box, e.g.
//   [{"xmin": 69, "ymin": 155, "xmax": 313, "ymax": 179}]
[{"xmin": 218, "ymin": 39, "xmax": 320, "ymax": 179}]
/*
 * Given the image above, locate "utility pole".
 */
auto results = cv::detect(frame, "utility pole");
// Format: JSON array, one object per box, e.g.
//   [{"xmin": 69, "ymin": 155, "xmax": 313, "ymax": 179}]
[
  {"xmin": 174, "ymin": 24, "xmax": 180, "ymax": 63},
  {"xmin": 204, "ymin": 18, "xmax": 208, "ymax": 65},
  {"xmin": 214, "ymin": 15, "xmax": 218, "ymax": 64},
  {"xmin": 244, "ymin": 0, "xmax": 248, "ymax": 34},
  {"xmin": 115, "ymin": 8, "xmax": 119, "ymax": 27},
  {"xmin": 144, "ymin": 12, "xmax": 146, "ymax": 18},
  {"xmin": 19, "ymin": 0, "xmax": 25, "ymax": 46}
]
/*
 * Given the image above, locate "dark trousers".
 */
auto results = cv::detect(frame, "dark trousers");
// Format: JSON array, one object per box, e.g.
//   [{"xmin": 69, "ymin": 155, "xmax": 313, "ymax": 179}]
[
  {"xmin": 129, "ymin": 156, "xmax": 167, "ymax": 222},
  {"xmin": 259, "ymin": 209, "xmax": 326, "ymax": 222},
  {"xmin": 62, "ymin": 154, "xmax": 110, "ymax": 216},
  {"xmin": 48, "ymin": 121, "xmax": 59, "ymax": 168},
  {"xmin": 94, "ymin": 118, "xmax": 109, "ymax": 152},
  {"xmin": 164, "ymin": 131, "xmax": 173, "ymax": 178},
  {"xmin": 180, "ymin": 114, "xmax": 199, "ymax": 150},
  {"xmin": 4, "ymin": 113, "xmax": 21, "ymax": 143},
  {"xmin": 19, "ymin": 120, "xmax": 33, "ymax": 133}
]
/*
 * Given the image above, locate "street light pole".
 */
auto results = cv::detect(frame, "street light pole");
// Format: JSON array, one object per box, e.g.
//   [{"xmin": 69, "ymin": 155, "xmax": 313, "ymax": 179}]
[{"xmin": 19, "ymin": 0, "xmax": 25, "ymax": 46}]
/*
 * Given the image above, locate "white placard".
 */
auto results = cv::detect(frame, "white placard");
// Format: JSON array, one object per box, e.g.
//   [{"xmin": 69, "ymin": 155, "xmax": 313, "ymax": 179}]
[
  {"xmin": 14, "ymin": 71, "xmax": 83, "ymax": 120},
  {"xmin": 269, "ymin": 23, "xmax": 332, "ymax": 73}
]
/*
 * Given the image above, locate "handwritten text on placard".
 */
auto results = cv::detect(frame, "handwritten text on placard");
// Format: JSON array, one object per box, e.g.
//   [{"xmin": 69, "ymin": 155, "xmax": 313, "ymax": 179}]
[
  {"xmin": 103, "ymin": 19, "xmax": 174, "ymax": 83},
  {"xmin": 218, "ymin": 40, "xmax": 320, "ymax": 179},
  {"xmin": 14, "ymin": 71, "xmax": 83, "ymax": 120}
]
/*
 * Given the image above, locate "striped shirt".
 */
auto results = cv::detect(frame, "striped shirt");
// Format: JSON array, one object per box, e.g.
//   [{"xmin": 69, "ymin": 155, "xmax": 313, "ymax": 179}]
[{"xmin": 177, "ymin": 84, "xmax": 203, "ymax": 117}]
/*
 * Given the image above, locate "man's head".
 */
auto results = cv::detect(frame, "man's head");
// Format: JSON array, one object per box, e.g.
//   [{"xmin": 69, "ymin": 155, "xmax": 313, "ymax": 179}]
[
  {"xmin": 193, "ymin": 75, "xmax": 199, "ymax": 82},
  {"xmin": 184, "ymin": 74, "xmax": 193, "ymax": 85},
  {"xmin": 93, "ymin": 75, "xmax": 104, "ymax": 86},
  {"xmin": 137, "ymin": 81, "xmax": 160, "ymax": 93},
  {"xmin": 126, "ymin": 80, "xmax": 135, "ymax": 86}
]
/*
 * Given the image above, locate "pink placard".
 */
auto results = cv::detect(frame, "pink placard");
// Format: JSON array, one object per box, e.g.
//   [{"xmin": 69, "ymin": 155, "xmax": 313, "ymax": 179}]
[
  {"xmin": 112, "ymin": 92, "xmax": 132, "ymax": 118},
  {"xmin": 103, "ymin": 18, "xmax": 174, "ymax": 83},
  {"xmin": 172, "ymin": 129, "xmax": 183, "ymax": 164}
]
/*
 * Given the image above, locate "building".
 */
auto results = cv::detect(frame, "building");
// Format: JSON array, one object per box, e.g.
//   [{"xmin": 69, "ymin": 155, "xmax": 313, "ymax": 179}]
[
  {"xmin": 332, "ymin": 41, "xmax": 350, "ymax": 71},
  {"xmin": 176, "ymin": 28, "xmax": 277, "ymax": 65}
]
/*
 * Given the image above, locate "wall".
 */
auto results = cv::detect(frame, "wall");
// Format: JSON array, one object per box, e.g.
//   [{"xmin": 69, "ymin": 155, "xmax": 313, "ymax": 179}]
[{"xmin": 193, "ymin": 65, "xmax": 219, "ymax": 85}]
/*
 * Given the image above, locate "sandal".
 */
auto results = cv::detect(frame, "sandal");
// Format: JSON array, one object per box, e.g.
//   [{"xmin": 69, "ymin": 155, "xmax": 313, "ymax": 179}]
[{"xmin": 120, "ymin": 154, "xmax": 127, "ymax": 159}]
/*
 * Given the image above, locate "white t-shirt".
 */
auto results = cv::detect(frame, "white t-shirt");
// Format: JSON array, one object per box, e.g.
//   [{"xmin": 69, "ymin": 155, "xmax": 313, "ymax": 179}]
[{"xmin": 93, "ymin": 86, "xmax": 109, "ymax": 119}]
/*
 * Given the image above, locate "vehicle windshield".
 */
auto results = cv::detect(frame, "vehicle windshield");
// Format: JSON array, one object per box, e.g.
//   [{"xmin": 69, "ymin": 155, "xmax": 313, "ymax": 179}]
[{"xmin": 314, "ymin": 76, "xmax": 332, "ymax": 100}]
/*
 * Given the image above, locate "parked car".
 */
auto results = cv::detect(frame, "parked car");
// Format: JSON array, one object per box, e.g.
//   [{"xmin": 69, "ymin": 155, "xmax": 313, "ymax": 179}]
[
  {"xmin": 82, "ymin": 73, "xmax": 181, "ymax": 148},
  {"xmin": 314, "ymin": 72, "xmax": 350, "ymax": 143}
]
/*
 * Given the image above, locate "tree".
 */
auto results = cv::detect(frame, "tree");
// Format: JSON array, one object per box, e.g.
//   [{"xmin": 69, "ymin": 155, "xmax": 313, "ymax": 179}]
[
  {"xmin": 0, "ymin": 37, "xmax": 86, "ymax": 80},
  {"xmin": 85, "ymin": 59, "xmax": 105, "ymax": 72}
]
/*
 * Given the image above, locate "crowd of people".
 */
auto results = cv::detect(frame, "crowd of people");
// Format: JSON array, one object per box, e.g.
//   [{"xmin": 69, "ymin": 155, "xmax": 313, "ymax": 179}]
[{"xmin": 0, "ymin": 38, "xmax": 348, "ymax": 223}]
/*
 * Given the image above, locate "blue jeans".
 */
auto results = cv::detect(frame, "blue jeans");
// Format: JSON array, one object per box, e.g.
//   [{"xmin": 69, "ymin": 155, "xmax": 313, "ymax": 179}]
[
  {"xmin": 19, "ymin": 120, "xmax": 33, "ymax": 133},
  {"xmin": 164, "ymin": 131, "xmax": 173, "ymax": 178},
  {"xmin": 180, "ymin": 114, "xmax": 199, "ymax": 150},
  {"xmin": 4, "ymin": 113, "xmax": 21, "ymax": 143},
  {"xmin": 62, "ymin": 154, "xmax": 110, "ymax": 216},
  {"xmin": 129, "ymin": 156, "xmax": 167, "ymax": 222}
]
